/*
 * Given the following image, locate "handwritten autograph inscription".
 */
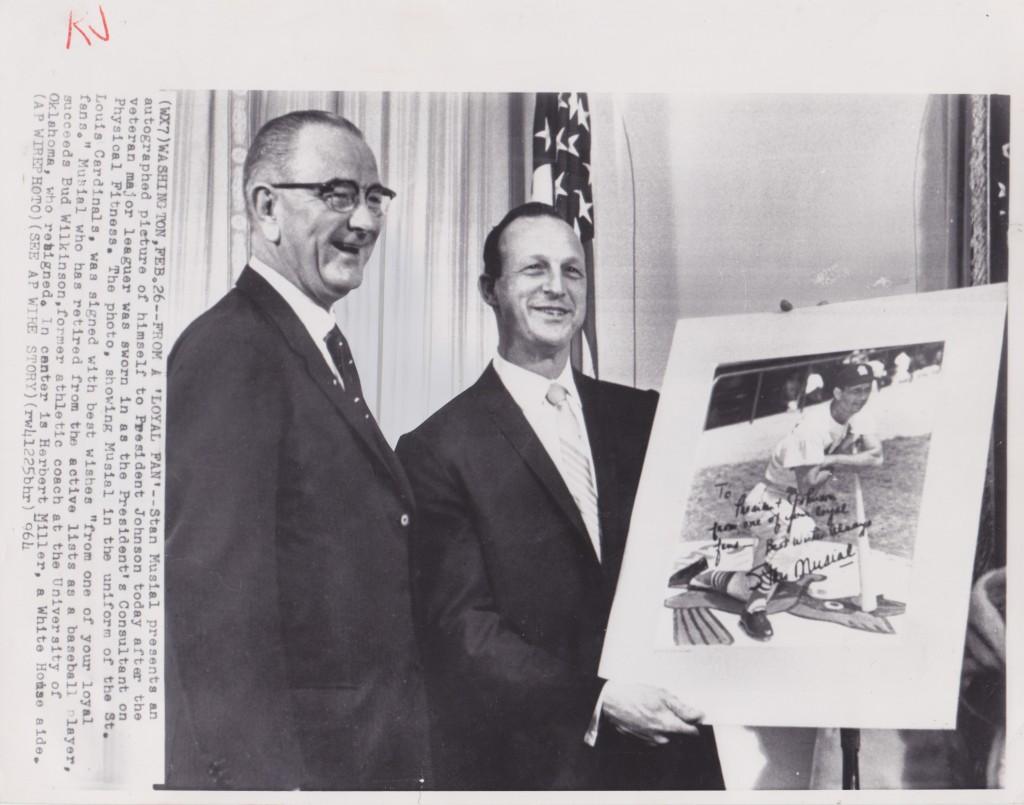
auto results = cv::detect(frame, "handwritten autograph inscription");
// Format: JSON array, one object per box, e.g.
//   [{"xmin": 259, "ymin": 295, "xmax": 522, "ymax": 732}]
[{"xmin": 707, "ymin": 480, "xmax": 870, "ymax": 581}]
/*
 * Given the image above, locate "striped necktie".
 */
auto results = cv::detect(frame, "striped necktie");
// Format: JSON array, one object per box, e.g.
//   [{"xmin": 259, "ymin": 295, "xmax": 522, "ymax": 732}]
[{"xmin": 546, "ymin": 382, "xmax": 601, "ymax": 560}]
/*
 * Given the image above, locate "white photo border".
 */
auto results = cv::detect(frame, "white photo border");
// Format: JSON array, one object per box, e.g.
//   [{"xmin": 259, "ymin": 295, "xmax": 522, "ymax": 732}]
[{"xmin": 601, "ymin": 283, "xmax": 1007, "ymax": 729}]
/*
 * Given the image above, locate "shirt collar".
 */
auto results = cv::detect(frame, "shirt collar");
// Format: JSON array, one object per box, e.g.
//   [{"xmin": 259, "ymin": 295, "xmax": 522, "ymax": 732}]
[
  {"xmin": 249, "ymin": 257, "xmax": 338, "ymax": 343},
  {"xmin": 492, "ymin": 352, "xmax": 580, "ymax": 410}
]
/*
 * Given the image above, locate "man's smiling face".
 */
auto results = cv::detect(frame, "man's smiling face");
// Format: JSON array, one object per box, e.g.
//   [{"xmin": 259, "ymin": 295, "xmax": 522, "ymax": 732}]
[
  {"xmin": 487, "ymin": 214, "xmax": 587, "ymax": 366},
  {"xmin": 271, "ymin": 124, "xmax": 383, "ymax": 309},
  {"xmin": 832, "ymin": 381, "xmax": 872, "ymax": 423}
]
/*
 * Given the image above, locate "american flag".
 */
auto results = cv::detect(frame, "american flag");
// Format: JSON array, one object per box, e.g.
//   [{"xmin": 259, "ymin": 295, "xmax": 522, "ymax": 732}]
[{"xmin": 532, "ymin": 92, "xmax": 597, "ymax": 376}]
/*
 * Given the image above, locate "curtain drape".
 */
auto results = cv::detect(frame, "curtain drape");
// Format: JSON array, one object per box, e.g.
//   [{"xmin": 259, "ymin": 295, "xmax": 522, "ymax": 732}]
[
  {"xmin": 167, "ymin": 91, "xmax": 244, "ymax": 338},
  {"xmin": 168, "ymin": 90, "xmax": 527, "ymax": 442},
  {"xmin": 914, "ymin": 94, "xmax": 1010, "ymax": 291}
]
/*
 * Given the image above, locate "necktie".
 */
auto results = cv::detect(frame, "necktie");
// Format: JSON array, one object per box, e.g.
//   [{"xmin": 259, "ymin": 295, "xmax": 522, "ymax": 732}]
[
  {"xmin": 324, "ymin": 325, "xmax": 362, "ymax": 396},
  {"xmin": 546, "ymin": 382, "xmax": 601, "ymax": 560},
  {"xmin": 324, "ymin": 326, "xmax": 395, "ymax": 454}
]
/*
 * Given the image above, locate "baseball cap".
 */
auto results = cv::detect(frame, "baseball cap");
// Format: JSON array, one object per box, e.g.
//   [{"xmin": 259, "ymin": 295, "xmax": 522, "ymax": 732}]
[{"xmin": 833, "ymin": 362, "xmax": 874, "ymax": 389}]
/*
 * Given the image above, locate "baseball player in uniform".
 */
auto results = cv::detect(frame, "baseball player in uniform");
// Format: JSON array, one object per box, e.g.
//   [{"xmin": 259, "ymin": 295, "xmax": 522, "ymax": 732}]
[{"xmin": 691, "ymin": 361, "xmax": 884, "ymax": 639}]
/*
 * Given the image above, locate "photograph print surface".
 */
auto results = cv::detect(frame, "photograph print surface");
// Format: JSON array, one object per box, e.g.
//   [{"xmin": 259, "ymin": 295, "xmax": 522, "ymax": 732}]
[{"xmin": 660, "ymin": 342, "xmax": 945, "ymax": 648}]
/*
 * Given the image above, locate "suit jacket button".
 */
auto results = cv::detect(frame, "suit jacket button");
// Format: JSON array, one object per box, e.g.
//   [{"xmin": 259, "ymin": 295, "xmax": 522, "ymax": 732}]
[{"xmin": 400, "ymin": 513, "xmax": 411, "ymax": 527}]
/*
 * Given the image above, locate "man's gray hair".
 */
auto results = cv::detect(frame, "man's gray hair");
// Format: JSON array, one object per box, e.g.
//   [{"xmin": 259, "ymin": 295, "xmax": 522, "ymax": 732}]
[{"xmin": 242, "ymin": 110, "xmax": 363, "ymax": 212}]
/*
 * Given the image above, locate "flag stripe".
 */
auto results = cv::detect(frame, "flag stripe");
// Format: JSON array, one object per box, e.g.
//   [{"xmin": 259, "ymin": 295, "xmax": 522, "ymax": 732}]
[{"xmin": 532, "ymin": 92, "xmax": 597, "ymax": 376}]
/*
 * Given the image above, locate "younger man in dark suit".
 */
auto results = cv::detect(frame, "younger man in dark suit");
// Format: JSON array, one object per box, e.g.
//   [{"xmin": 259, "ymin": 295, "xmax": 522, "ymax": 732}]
[
  {"xmin": 397, "ymin": 203, "xmax": 723, "ymax": 790},
  {"xmin": 165, "ymin": 111, "xmax": 428, "ymax": 790}
]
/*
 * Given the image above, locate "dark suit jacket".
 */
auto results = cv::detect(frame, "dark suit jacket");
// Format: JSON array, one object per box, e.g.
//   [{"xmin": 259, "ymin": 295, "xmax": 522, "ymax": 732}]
[
  {"xmin": 165, "ymin": 267, "xmax": 428, "ymax": 790},
  {"xmin": 396, "ymin": 365, "xmax": 722, "ymax": 790}
]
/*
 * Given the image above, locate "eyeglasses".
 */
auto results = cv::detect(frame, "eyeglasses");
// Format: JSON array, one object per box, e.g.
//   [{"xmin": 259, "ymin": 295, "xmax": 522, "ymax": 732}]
[{"xmin": 270, "ymin": 179, "xmax": 396, "ymax": 216}]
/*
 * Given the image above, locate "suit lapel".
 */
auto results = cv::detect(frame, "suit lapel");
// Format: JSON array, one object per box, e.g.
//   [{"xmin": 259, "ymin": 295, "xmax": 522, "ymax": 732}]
[
  {"xmin": 236, "ymin": 266, "xmax": 413, "ymax": 502},
  {"xmin": 576, "ymin": 372, "xmax": 626, "ymax": 580},
  {"xmin": 477, "ymin": 365, "xmax": 597, "ymax": 562}
]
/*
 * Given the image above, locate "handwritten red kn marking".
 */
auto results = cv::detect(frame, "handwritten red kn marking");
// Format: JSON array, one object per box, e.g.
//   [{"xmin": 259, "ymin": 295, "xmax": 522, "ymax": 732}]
[{"xmin": 66, "ymin": 5, "xmax": 110, "ymax": 49}]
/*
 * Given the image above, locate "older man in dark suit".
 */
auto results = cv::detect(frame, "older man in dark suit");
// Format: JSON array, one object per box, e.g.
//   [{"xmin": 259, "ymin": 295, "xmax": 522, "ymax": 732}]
[
  {"xmin": 396, "ymin": 203, "xmax": 723, "ymax": 790},
  {"xmin": 165, "ymin": 110, "xmax": 428, "ymax": 790}
]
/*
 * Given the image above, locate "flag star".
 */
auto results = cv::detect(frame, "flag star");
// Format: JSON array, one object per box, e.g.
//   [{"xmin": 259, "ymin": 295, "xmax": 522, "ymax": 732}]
[
  {"xmin": 573, "ymin": 218, "xmax": 581, "ymax": 237},
  {"xmin": 576, "ymin": 101, "xmax": 590, "ymax": 131},
  {"xmin": 565, "ymin": 133, "xmax": 580, "ymax": 158},
  {"xmin": 574, "ymin": 190, "xmax": 593, "ymax": 223},
  {"xmin": 567, "ymin": 93, "xmax": 580, "ymax": 120},
  {"xmin": 558, "ymin": 93, "xmax": 570, "ymax": 109},
  {"xmin": 534, "ymin": 118, "xmax": 552, "ymax": 153},
  {"xmin": 553, "ymin": 171, "xmax": 568, "ymax": 200},
  {"xmin": 555, "ymin": 126, "xmax": 568, "ymax": 155},
  {"xmin": 581, "ymin": 161, "xmax": 591, "ymax": 175}
]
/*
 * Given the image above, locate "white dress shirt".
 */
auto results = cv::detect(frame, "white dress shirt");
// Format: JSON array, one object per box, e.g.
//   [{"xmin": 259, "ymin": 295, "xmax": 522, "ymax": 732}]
[
  {"xmin": 249, "ymin": 257, "xmax": 343, "ymax": 385},
  {"xmin": 491, "ymin": 353, "xmax": 601, "ymax": 560}
]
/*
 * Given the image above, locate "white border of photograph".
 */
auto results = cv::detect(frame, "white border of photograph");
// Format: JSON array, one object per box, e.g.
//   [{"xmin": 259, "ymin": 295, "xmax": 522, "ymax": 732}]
[{"xmin": 600, "ymin": 283, "xmax": 1007, "ymax": 729}]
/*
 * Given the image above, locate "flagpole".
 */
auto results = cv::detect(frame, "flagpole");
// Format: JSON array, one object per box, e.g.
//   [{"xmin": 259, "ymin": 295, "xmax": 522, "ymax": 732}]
[{"xmin": 840, "ymin": 728, "xmax": 860, "ymax": 789}]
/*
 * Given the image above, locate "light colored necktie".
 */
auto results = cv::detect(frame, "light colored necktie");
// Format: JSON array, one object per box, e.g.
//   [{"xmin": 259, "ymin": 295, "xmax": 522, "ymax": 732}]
[{"xmin": 545, "ymin": 382, "xmax": 601, "ymax": 560}]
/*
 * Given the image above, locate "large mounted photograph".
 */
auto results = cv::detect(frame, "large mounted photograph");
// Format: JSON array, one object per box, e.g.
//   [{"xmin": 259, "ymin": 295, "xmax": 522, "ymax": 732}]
[{"xmin": 601, "ymin": 284, "xmax": 1005, "ymax": 730}]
